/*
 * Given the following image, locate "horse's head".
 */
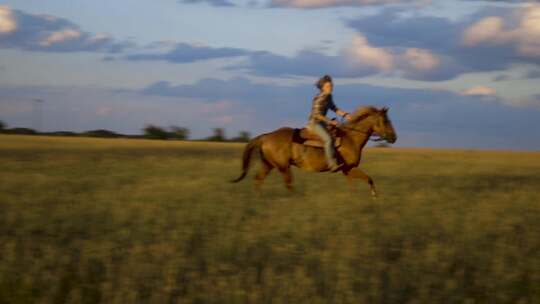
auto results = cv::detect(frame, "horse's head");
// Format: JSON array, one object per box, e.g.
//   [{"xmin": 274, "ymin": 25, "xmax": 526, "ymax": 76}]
[
  {"xmin": 349, "ymin": 106, "xmax": 397, "ymax": 144},
  {"xmin": 373, "ymin": 107, "xmax": 397, "ymax": 143}
]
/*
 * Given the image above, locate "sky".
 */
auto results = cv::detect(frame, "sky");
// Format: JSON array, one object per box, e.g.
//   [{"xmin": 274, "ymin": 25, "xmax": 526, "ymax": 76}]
[{"xmin": 0, "ymin": 0, "xmax": 539, "ymax": 149}]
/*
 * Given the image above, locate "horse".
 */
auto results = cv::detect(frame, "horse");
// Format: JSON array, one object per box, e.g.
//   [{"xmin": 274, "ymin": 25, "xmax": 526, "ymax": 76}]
[{"xmin": 231, "ymin": 106, "xmax": 397, "ymax": 197}]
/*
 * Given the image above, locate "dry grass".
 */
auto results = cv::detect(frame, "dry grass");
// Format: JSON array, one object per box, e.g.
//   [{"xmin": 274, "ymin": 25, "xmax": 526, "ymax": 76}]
[{"xmin": 0, "ymin": 135, "xmax": 539, "ymax": 303}]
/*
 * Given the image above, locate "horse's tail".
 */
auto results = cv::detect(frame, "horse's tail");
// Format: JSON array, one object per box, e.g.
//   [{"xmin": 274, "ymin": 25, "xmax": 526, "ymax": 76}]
[{"xmin": 231, "ymin": 134, "xmax": 264, "ymax": 183}]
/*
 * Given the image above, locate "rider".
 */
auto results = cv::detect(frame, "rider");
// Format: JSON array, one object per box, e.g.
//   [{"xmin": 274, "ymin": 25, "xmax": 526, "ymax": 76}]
[{"xmin": 309, "ymin": 75, "xmax": 351, "ymax": 171}]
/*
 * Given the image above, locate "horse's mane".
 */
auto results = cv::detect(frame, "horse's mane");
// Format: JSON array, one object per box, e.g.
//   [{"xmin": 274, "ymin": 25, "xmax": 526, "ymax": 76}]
[{"xmin": 349, "ymin": 106, "xmax": 381, "ymax": 122}]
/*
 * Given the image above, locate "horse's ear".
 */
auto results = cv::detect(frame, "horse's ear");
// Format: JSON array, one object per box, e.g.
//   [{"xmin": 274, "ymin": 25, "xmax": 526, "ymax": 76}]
[{"xmin": 381, "ymin": 107, "xmax": 389, "ymax": 113}]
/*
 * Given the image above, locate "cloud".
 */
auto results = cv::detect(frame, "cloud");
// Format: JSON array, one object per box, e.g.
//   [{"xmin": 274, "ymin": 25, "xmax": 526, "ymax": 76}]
[
  {"xmin": 40, "ymin": 28, "xmax": 82, "ymax": 46},
  {"xmin": 462, "ymin": 5, "xmax": 540, "ymax": 58},
  {"xmin": 462, "ymin": 85, "xmax": 496, "ymax": 96},
  {"xmin": 125, "ymin": 32, "xmax": 456, "ymax": 81},
  {"xmin": 496, "ymin": 69, "xmax": 540, "ymax": 81},
  {"xmin": 524, "ymin": 69, "xmax": 540, "ymax": 79},
  {"xmin": 493, "ymin": 74, "xmax": 511, "ymax": 81},
  {"xmin": 142, "ymin": 77, "xmax": 309, "ymax": 105},
  {"xmin": 345, "ymin": 5, "xmax": 540, "ymax": 80},
  {"xmin": 125, "ymin": 42, "xmax": 250, "ymax": 63},
  {"xmin": 0, "ymin": 5, "xmax": 16, "ymax": 34},
  {"xmin": 141, "ymin": 76, "xmax": 535, "ymax": 113},
  {"xmin": 345, "ymin": 34, "xmax": 394, "ymax": 71},
  {"xmin": 178, "ymin": 0, "xmax": 431, "ymax": 9},
  {"xmin": 0, "ymin": 6, "xmax": 132, "ymax": 53},
  {"xmin": 346, "ymin": 7, "xmax": 459, "ymax": 51},
  {"xmin": 124, "ymin": 38, "xmax": 390, "ymax": 78},
  {"xmin": 177, "ymin": 0, "xmax": 427, "ymax": 9},
  {"xmin": 114, "ymin": 4, "xmax": 538, "ymax": 81},
  {"xmin": 139, "ymin": 77, "xmax": 540, "ymax": 148},
  {"xmin": 462, "ymin": 16, "xmax": 505, "ymax": 47},
  {"xmin": 2, "ymin": 79, "xmax": 539, "ymax": 149},
  {"xmin": 227, "ymin": 34, "xmax": 444, "ymax": 79},
  {"xmin": 180, "ymin": 0, "xmax": 235, "ymax": 6},
  {"xmin": 402, "ymin": 48, "xmax": 440, "ymax": 71},
  {"xmin": 268, "ymin": 0, "xmax": 424, "ymax": 9}
]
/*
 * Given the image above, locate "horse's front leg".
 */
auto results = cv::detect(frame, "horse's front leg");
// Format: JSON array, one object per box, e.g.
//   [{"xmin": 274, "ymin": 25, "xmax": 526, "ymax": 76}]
[
  {"xmin": 279, "ymin": 166, "xmax": 294, "ymax": 192},
  {"xmin": 344, "ymin": 167, "xmax": 377, "ymax": 197}
]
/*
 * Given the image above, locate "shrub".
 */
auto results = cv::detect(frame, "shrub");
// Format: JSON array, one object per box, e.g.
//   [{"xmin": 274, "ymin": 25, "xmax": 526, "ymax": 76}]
[
  {"xmin": 231, "ymin": 131, "xmax": 251, "ymax": 142},
  {"xmin": 206, "ymin": 128, "xmax": 226, "ymax": 142},
  {"xmin": 83, "ymin": 129, "xmax": 121, "ymax": 138},
  {"xmin": 2, "ymin": 127, "xmax": 37, "ymax": 135},
  {"xmin": 169, "ymin": 126, "xmax": 190, "ymax": 140},
  {"xmin": 143, "ymin": 125, "xmax": 169, "ymax": 140}
]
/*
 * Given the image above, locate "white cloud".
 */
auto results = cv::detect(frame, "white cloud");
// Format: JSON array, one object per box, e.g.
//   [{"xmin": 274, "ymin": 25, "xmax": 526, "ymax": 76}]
[
  {"xmin": 345, "ymin": 35, "xmax": 441, "ymax": 77},
  {"xmin": 462, "ymin": 17, "xmax": 504, "ymax": 46},
  {"xmin": 462, "ymin": 4, "xmax": 540, "ymax": 58},
  {"xmin": 346, "ymin": 34, "xmax": 394, "ymax": 71},
  {"xmin": 0, "ymin": 7, "xmax": 130, "ymax": 53},
  {"xmin": 402, "ymin": 48, "xmax": 440, "ymax": 71},
  {"xmin": 270, "ymin": 0, "xmax": 423, "ymax": 9},
  {"xmin": 517, "ymin": 4, "xmax": 540, "ymax": 57},
  {"xmin": 40, "ymin": 28, "xmax": 82, "ymax": 46},
  {"xmin": 88, "ymin": 33, "xmax": 111, "ymax": 44},
  {"xmin": 0, "ymin": 5, "xmax": 17, "ymax": 34},
  {"xmin": 462, "ymin": 86, "xmax": 496, "ymax": 96}
]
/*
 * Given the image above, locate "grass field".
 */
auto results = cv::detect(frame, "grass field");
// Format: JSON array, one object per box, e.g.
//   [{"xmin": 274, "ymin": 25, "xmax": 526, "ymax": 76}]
[{"xmin": 0, "ymin": 135, "xmax": 539, "ymax": 303}]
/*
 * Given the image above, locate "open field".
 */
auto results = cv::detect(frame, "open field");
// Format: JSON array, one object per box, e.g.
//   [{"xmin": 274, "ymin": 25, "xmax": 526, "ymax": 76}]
[{"xmin": 0, "ymin": 135, "xmax": 539, "ymax": 303}]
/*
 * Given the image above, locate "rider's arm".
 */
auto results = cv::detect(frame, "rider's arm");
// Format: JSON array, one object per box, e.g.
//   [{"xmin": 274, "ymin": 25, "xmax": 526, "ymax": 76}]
[
  {"xmin": 336, "ymin": 109, "xmax": 349, "ymax": 118},
  {"xmin": 329, "ymin": 95, "xmax": 350, "ymax": 120}
]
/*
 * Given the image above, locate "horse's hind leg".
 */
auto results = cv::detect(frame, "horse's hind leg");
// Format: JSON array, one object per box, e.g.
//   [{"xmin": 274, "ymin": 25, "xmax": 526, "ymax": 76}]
[
  {"xmin": 254, "ymin": 159, "xmax": 273, "ymax": 192},
  {"xmin": 344, "ymin": 167, "xmax": 377, "ymax": 197},
  {"xmin": 279, "ymin": 166, "xmax": 294, "ymax": 192}
]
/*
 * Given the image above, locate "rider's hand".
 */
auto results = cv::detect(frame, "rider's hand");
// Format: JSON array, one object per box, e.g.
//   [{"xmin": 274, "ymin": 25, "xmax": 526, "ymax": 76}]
[
  {"xmin": 344, "ymin": 113, "xmax": 352, "ymax": 121},
  {"xmin": 330, "ymin": 119, "xmax": 339, "ymax": 126}
]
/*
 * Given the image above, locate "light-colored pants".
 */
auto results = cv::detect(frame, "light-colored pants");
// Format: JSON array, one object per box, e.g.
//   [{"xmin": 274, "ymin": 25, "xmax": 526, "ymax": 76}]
[{"xmin": 309, "ymin": 122, "xmax": 337, "ymax": 167}]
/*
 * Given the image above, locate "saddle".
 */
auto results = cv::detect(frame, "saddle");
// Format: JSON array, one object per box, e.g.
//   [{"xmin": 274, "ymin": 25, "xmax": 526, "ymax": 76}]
[{"xmin": 292, "ymin": 124, "xmax": 343, "ymax": 148}]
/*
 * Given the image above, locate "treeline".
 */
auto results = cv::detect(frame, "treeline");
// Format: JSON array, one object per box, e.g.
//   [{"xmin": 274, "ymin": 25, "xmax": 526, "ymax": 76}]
[{"xmin": 0, "ymin": 121, "xmax": 251, "ymax": 142}]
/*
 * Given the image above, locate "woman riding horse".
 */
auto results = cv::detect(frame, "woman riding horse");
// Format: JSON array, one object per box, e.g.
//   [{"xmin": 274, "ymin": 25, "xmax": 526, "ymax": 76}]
[
  {"xmin": 232, "ymin": 76, "xmax": 397, "ymax": 196},
  {"xmin": 309, "ymin": 75, "xmax": 351, "ymax": 172}
]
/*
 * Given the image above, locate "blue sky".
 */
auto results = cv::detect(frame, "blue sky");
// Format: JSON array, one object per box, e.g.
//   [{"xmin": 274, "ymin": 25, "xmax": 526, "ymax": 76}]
[{"xmin": 0, "ymin": 0, "xmax": 539, "ymax": 149}]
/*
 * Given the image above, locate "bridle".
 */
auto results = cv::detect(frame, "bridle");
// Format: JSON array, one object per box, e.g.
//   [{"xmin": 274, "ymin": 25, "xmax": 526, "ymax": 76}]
[{"xmin": 339, "ymin": 117, "xmax": 387, "ymax": 142}]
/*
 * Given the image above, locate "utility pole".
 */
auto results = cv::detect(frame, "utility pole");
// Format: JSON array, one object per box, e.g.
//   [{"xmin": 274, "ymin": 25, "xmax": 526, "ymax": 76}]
[{"xmin": 32, "ymin": 98, "xmax": 44, "ymax": 132}]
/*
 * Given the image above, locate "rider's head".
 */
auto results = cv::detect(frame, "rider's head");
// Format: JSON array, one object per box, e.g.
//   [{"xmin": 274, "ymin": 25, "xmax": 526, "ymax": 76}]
[{"xmin": 316, "ymin": 75, "xmax": 333, "ymax": 94}]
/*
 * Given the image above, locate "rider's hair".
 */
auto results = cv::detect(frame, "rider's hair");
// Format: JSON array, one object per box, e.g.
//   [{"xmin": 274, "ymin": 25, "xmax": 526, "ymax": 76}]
[{"xmin": 316, "ymin": 75, "xmax": 333, "ymax": 90}]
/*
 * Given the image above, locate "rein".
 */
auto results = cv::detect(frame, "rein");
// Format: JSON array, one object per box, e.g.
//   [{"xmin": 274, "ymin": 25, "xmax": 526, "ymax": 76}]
[
  {"xmin": 340, "ymin": 124, "xmax": 385, "ymax": 142},
  {"xmin": 339, "ymin": 124, "xmax": 371, "ymax": 135}
]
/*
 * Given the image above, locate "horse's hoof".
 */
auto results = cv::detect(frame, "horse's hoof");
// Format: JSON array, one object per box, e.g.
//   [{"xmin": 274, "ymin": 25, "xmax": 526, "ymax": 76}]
[{"xmin": 371, "ymin": 190, "xmax": 378, "ymax": 198}]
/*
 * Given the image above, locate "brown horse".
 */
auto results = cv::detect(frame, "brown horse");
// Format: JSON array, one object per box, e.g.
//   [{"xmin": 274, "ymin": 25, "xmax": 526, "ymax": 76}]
[{"xmin": 231, "ymin": 106, "xmax": 397, "ymax": 196}]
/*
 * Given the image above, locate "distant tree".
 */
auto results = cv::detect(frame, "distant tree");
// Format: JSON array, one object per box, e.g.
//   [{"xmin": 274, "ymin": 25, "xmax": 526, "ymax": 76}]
[
  {"xmin": 0, "ymin": 120, "xmax": 6, "ymax": 131},
  {"xmin": 47, "ymin": 131, "xmax": 78, "ymax": 137},
  {"xmin": 231, "ymin": 130, "xmax": 251, "ymax": 142},
  {"xmin": 83, "ymin": 129, "xmax": 120, "ymax": 138},
  {"xmin": 206, "ymin": 128, "xmax": 226, "ymax": 142},
  {"xmin": 169, "ymin": 126, "xmax": 190, "ymax": 140},
  {"xmin": 143, "ymin": 125, "xmax": 169, "ymax": 140},
  {"xmin": 3, "ymin": 127, "xmax": 37, "ymax": 135}
]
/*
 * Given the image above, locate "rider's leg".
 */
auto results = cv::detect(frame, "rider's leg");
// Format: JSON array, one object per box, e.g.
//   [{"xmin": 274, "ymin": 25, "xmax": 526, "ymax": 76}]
[{"xmin": 311, "ymin": 122, "xmax": 338, "ymax": 168}]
